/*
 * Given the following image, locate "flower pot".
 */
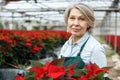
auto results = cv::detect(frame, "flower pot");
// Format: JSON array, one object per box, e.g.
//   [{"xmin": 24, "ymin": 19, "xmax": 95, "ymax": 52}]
[{"xmin": 0, "ymin": 69, "xmax": 25, "ymax": 80}]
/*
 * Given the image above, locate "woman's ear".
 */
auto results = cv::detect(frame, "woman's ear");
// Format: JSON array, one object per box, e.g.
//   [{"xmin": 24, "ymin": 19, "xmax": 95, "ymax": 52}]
[
  {"xmin": 87, "ymin": 23, "xmax": 90, "ymax": 30},
  {"xmin": 87, "ymin": 26, "xmax": 91, "ymax": 31},
  {"xmin": 87, "ymin": 26, "xmax": 90, "ymax": 29}
]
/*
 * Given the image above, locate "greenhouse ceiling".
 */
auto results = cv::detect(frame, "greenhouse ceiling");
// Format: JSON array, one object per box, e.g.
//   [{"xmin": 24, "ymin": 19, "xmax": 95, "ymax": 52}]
[{"xmin": 0, "ymin": 0, "xmax": 120, "ymax": 24}]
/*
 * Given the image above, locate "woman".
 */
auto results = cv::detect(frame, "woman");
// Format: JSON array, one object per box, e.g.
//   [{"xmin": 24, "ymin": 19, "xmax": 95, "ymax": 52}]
[{"xmin": 58, "ymin": 3, "xmax": 107, "ymax": 68}]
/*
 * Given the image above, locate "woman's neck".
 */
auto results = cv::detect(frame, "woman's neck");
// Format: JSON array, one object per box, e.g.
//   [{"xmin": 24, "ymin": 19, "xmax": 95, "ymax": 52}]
[{"xmin": 72, "ymin": 36, "xmax": 81, "ymax": 44}]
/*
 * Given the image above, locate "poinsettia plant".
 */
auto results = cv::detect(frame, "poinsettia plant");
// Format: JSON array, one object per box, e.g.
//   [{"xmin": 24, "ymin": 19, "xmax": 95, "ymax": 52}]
[
  {"xmin": 21, "ymin": 58, "xmax": 110, "ymax": 80},
  {"xmin": 0, "ymin": 30, "xmax": 70, "ymax": 68}
]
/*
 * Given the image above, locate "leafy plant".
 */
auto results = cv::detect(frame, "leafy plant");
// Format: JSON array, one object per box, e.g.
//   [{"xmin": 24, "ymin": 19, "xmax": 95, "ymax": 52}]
[
  {"xmin": 24, "ymin": 58, "xmax": 110, "ymax": 80},
  {"xmin": 0, "ymin": 30, "xmax": 70, "ymax": 68}
]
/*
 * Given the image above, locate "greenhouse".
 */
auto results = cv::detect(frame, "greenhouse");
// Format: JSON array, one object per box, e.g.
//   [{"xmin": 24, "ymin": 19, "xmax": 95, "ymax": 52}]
[{"xmin": 0, "ymin": 0, "xmax": 120, "ymax": 80}]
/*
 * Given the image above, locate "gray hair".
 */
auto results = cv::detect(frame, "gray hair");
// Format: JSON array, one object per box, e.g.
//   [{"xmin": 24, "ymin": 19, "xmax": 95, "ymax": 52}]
[{"xmin": 64, "ymin": 3, "xmax": 95, "ymax": 33}]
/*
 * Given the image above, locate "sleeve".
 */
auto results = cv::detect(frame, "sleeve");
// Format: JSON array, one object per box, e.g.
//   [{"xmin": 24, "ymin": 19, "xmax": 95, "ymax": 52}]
[{"xmin": 90, "ymin": 44, "xmax": 107, "ymax": 68}]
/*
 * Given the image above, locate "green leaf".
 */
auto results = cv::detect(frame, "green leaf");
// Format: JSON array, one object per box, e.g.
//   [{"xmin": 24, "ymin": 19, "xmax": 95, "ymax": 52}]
[
  {"xmin": 96, "ymin": 72, "xmax": 105, "ymax": 80},
  {"xmin": 50, "ymin": 58, "xmax": 65, "ymax": 67},
  {"xmin": 45, "ymin": 77, "xmax": 53, "ymax": 80},
  {"xmin": 38, "ymin": 78, "xmax": 42, "ymax": 80},
  {"xmin": 30, "ymin": 60, "xmax": 43, "ymax": 67},
  {"xmin": 72, "ymin": 69, "xmax": 87, "ymax": 78},
  {"xmin": 28, "ymin": 71, "xmax": 34, "ymax": 76},
  {"xmin": 47, "ymin": 78, "xmax": 53, "ymax": 80},
  {"xmin": 103, "ymin": 66, "xmax": 113, "ymax": 70},
  {"xmin": 25, "ymin": 72, "xmax": 34, "ymax": 80},
  {"xmin": 105, "ymin": 77, "xmax": 112, "ymax": 80},
  {"xmin": 25, "ymin": 77, "xmax": 34, "ymax": 80}
]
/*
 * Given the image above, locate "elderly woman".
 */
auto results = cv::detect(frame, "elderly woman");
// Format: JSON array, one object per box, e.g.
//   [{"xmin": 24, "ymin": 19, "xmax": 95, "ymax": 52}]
[{"xmin": 58, "ymin": 3, "xmax": 107, "ymax": 69}]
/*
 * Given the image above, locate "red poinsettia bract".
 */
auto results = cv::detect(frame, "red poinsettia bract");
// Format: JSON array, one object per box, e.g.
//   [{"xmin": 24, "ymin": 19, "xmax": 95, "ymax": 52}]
[
  {"xmin": 80, "ymin": 62, "xmax": 108, "ymax": 79},
  {"xmin": 29, "ymin": 62, "xmax": 66, "ymax": 80},
  {"xmin": 15, "ymin": 74, "xmax": 24, "ymax": 80}
]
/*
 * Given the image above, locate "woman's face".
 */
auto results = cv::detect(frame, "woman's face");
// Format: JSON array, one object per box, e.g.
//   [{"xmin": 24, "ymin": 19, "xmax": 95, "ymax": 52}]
[{"xmin": 67, "ymin": 8, "xmax": 89, "ymax": 37}]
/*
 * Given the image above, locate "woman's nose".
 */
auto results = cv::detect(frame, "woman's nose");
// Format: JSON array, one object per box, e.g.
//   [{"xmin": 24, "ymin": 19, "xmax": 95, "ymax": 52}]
[{"xmin": 73, "ymin": 19, "xmax": 79, "ymax": 26}]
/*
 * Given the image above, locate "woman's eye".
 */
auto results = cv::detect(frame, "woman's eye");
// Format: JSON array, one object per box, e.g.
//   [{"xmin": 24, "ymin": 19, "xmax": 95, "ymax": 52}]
[
  {"xmin": 69, "ymin": 17, "xmax": 75, "ymax": 20},
  {"xmin": 79, "ymin": 18, "xmax": 85, "ymax": 20}
]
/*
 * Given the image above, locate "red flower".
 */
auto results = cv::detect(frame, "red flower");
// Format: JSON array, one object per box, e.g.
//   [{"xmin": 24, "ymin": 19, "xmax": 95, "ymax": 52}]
[
  {"xmin": 15, "ymin": 74, "xmax": 24, "ymax": 80},
  {"xmin": 29, "ymin": 62, "xmax": 66, "ymax": 80},
  {"xmin": 33, "ymin": 45, "xmax": 40, "ymax": 51},
  {"xmin": 25, "ymin": 42, "xmax": 31, "ymax": 46},
  {"xmin": 83, "ymin": 62, "xmax": 108, "ymax": 79},
  {"xmin": 79, "ymin": 76, "xmax": 88, "ymax": 80},
  {"xmin": 34, "ymin": 68, "xmax": 45, "ymax": 80},
  {"xmin": 26, "ymin": 58, "xmax": 110, "ymax": 80},
  {"xmin": 65, "ymin": 65, "xmax": 75, "ymax": 78},
  {"xmin": 30, "ymin": 45, "xmax": 40, "ymax": 53},
  {"xmin": 94, "ymin": 68, "xmax": 108, "ymax": 74},
  {"xmin": 26, "ymin": 38, "xmax": 31, "ymax": 43},
  {"xmin": 46, "ymin": 63, "xmax": 65, "ymax": 78},
  {"xmin": 29, "ymin": 66, "xmax": 45, "ymax": 80}
]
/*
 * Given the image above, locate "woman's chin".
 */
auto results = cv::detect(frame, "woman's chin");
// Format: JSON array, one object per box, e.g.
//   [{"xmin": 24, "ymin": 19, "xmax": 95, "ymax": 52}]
[
  {"xmin": 71, "ymin": 32, "xmax": 82, "ymax": 37},
  {"xmin": 71, "ymin": 31, "xmax": 77, "ymax": 34},
  {"xmin": 72, "ymin": 33, "xmax": 80, "ymax": 37}
]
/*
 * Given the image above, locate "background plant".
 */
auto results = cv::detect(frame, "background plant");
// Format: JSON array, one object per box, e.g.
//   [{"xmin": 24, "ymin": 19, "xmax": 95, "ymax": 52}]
[{"xmin": 0, "ymin": 30, "xmax": 71, "ymax": 68}]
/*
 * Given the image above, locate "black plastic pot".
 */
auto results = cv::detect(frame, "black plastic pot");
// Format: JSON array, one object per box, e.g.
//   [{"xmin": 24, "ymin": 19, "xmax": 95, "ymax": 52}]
[{"xmin": 0, "ymin": 69, "xmax": 25, "ymax": 80}]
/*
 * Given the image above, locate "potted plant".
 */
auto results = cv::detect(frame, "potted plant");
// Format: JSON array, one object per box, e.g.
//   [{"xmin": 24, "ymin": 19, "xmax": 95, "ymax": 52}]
[
  {"xmin": 0, "ymin": 30, "xmax": 70, "ymax": 80},
  {"xmin": 22, "ymin": 58, "xmax": 111, "ymax": 80}
]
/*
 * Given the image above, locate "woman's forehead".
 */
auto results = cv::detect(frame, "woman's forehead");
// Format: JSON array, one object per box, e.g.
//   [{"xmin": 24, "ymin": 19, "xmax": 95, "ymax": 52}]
[{"xmin": 69, "ymin": 8, "xmax": 85, "ymax": 17}]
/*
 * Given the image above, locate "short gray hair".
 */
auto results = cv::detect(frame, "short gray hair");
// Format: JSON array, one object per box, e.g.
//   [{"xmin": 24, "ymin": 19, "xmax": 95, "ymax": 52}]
[{"xmin": 64, "ymin": 3, "xmax": 95, "ymax": 33}]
